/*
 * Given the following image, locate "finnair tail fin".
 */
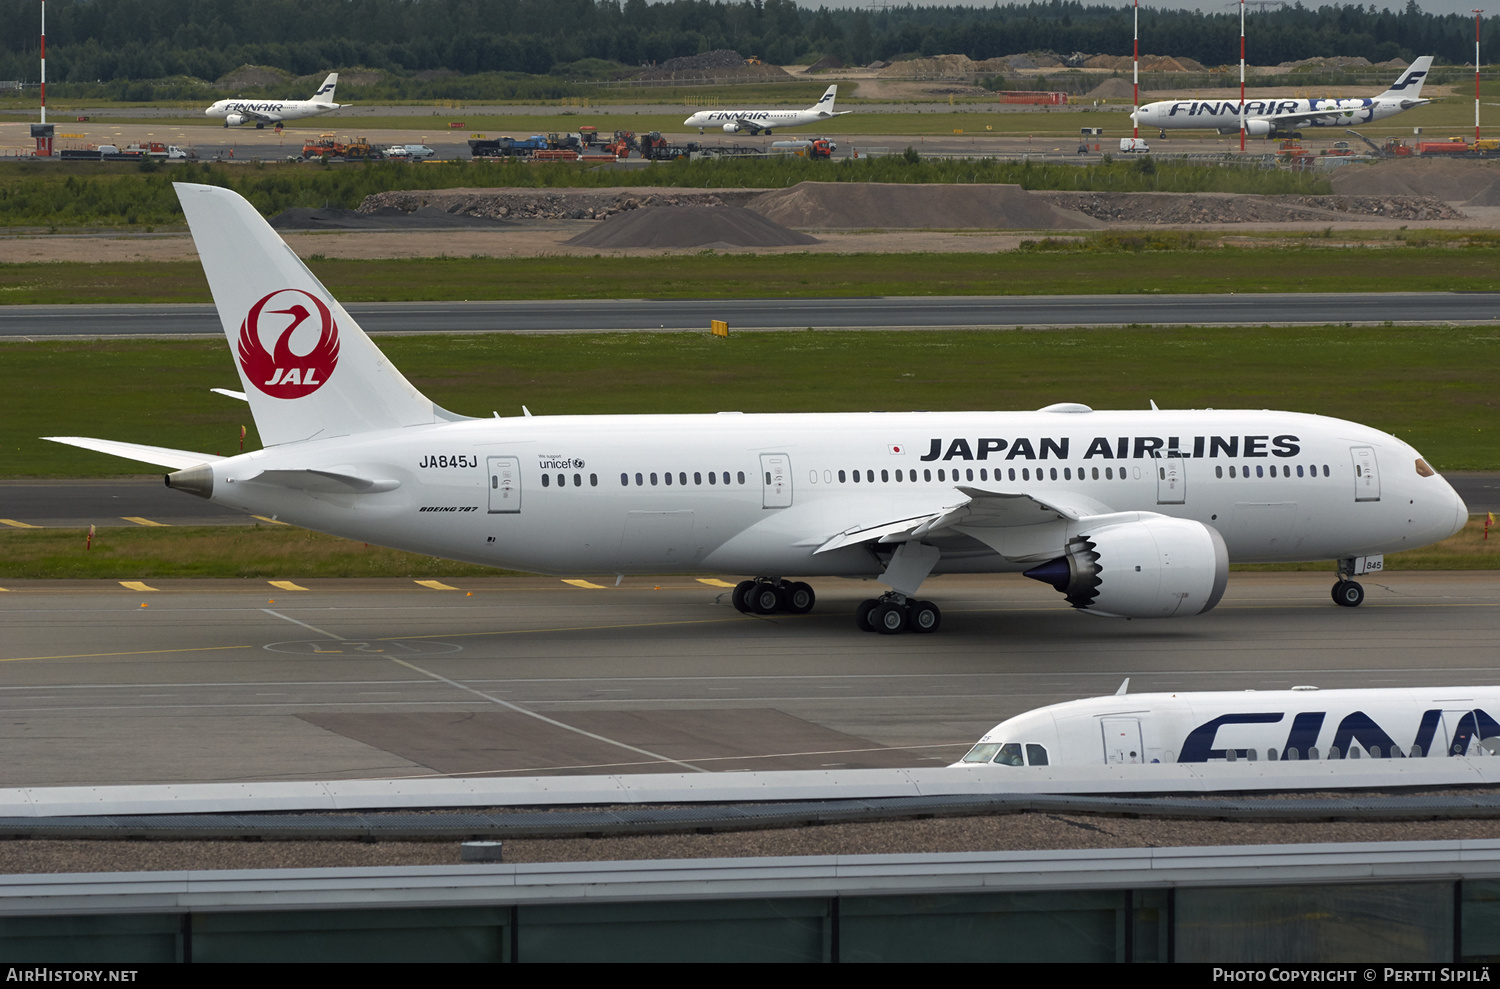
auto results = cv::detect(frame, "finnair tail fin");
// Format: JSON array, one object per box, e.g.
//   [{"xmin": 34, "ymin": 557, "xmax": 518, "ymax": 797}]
[
  {"xmin": 1377, "ymin": 56, "xmax": 1433, "ymax": 101},
  {"xmin": 311, "ymin": 72, "xmax": 338, "ymax": 102},
  {"xmin": 812, "ymin": 84, "xmax": 837, "ymax": 113},
  {"xmin": 175, "ymin": 182, "xmax": 460, "ymax": 447}
]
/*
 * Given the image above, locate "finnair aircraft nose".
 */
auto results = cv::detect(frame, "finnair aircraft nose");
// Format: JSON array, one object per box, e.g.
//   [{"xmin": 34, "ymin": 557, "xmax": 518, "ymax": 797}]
[{"xmin": 1450, "ymin": 487, "xmax": 1471, "ymax": 538}]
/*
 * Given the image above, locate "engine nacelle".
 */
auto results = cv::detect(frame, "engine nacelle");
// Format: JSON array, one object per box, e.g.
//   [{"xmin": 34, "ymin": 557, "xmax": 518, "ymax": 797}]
[
  {"xmin": 1245, "ymin": 119, "xmax": 1274, "ymax": 137},
  {"xmin": 225, "ymin": 114, "xmax": 247, "ymax": 127},
  {"xmin": 1023, "ymin": 516, "xmax": 1229, "ymax": 619},
  {"xmin": 723, "ymin": 122, "xmax": 741, "ymax": 134}
]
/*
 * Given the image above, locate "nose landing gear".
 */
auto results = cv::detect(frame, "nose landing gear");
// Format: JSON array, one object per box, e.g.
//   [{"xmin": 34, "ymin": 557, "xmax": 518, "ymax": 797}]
[{"xmin": 1332, "ymin": 557, "xmax": 1369, "ymax": 607}]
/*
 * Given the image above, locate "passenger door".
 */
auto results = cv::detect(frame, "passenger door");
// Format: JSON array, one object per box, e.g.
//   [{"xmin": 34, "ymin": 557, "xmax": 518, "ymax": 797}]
[
  {"xmin": 1351, "ymin": 446, "xmax": 1381, "ymax": 502},
  {"xmin": 760, "ymin": 453, "xmax": 792, "ymax": 509},
  {"xmin": 487, "ymin": 456, "xmax": 521, "ymax": 514}
]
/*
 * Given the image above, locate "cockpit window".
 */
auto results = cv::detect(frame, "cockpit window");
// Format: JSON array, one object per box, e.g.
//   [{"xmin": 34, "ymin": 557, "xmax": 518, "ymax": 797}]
[
  {"xmin": 993, "ymin": 743, "xmax": 1025, "ymax": 766},
  {"xmin": 1026, "ymin": 744, "xmax": 1050, "ymax": 766},
  {"xmin": 1415, "ymin": 458, "xmax": 1435, "ymax": 477},
  {"xmin": 961, "ymin": 743, "xmax": 1001, "ymax": 764}
]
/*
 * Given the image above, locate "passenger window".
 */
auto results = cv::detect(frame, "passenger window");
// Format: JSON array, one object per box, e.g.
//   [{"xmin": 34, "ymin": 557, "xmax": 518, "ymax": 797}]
[
  {"xmin": 650, "ymin": 472, "xmax": 658, "ymax": 486},
  {"xmin": 980, "ymin": 469, "xmax": 988, "ymax": 481},
  {"xmin": 1230, "ymin": 466, "xmax": 1236, "ymax": 478},
  {"xmin": 924, "ymin": 469, "xmax": 931, "ymax": 482},
  {"xmin": 1022, "ymin": 468, "xmax": 1030, "ymax": 481},
  {"xmin": 1216, "ymin": 466, "xmax": 1223, "ymax": 478},
  {"xmin": 694, "ymin": 472, "xmax": 702, "ymax": 485},
  {"xmin": 1064, "ymin": 468, "xmax": 1071, "ymax": 481},
  {"xmin": 664, "ymin": 472, "xmax": 672, "ymax": 486},
  {"xmin": 852, "ymin": 469, "xmax": 860, "ymax": 483},
  {"xmin": 1104, "ymin": 467, "xmax": 1111, "ymax": 480},
  {"xmin": 881, "ymin": 470, "xmax": 889, "ymax": 482},
  {"xmin": 994, "ymin": 743, "xmax": 1024, "ymax": 767},
  {"xmin": 838, "ymin": 470, "xmax": 846, "ymax": 483},
  {"xmin": 620, "ymin": 473, "xmax": 628, "ymax": 486},
  {"xmin": 590, "ymin": 474, "xmax": 597, "ymax": 487},
  {"xmin": 557, "ymin": 473, "xmax": 565, "ymax": 487},
  {"xmin": 1256, "ymin": 466, "xmax": 1263, "ymax": 478},
  {"xmin": 737, "ymin": 471, "xmax": 745, "ymax": 484},
  {"xmin": 895, "ymin": 469, "xmax": 903, "ymax": 482},
  {"xmin": 635, "ymin": 472, "xmax": 643, "ymax": 486},
  {"xmin": 679, "ymin": 472, "xmax": 687, "ymax": 486},
  {"xmin": 723, "ymin": 472, "xmax": 730, "ymax": 485},
  {"xmin": 1025, "ymin": 744, "xmax": 1049, "ymax": 767},
  {"xmin": 867, "ymin": 470, "xmax": 874, "ymax": 483},
  {"xmin": 966, "ymin": 469, "xmax": 974, "ymax": 482},
  {"xmin": 1092, "ymin": 467, "xmax": 1099, "ymax": 480},
  {"xmin": 937, "ymin": 469, "xmax": 945, "ymax": 481},
  {"xmin": 709, "ymin": 472, "xmax": 717, "ymax": 485},
  {"xmin": 1009, "ymin": 469, "xmax": 1017, "ymax": 481},
  {"xmin": 1050, "ymin": 468, "xmax": 1057, "ymax": 481},
  {"xmin": 1323, "ymin": 465, "xmax": 1330, "ymax": 477},
  {"xmin": 542, "ymin": 474, "xmax": 550, "ymax": 487}
]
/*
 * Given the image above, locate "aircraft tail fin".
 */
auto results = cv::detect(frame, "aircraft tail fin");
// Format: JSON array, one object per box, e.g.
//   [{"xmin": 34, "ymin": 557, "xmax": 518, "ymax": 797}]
[
  {"xmin": 812, "ymin": 84, "xmax": 837, "ymax": 113},
  {"xmin": 311, "ymin": 72, "xmax": 338, "ymax": 102},
  {"xmin": 1377, "ymin": 56, "xmax": 1433, "ymax": 101},
  {"xmin": 174, "ymin": 182, "xmax": 458, "ymax": 448}
]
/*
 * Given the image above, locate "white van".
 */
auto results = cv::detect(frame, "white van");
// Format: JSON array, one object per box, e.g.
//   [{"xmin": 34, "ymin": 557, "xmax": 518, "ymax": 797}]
[
  {"xmin": 1118, "ymin": 137, "xmax": 1150, "ymax": 153},
  {"xmin": 403, "ymin": 144, "xmax": 436, "ymax": 159}
]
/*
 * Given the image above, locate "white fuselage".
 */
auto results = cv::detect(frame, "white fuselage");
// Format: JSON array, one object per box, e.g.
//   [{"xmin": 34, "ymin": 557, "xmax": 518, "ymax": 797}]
[
  {"xmin": 1132, "ymin": 95, "xmax": 1419, "ymax": 134},
  {"xmin": 192, "ymin": 408, "xmax": 1465, "ymax": 578},
  {"xmin": 206, "ymin": 98, "xmax": 341, "ymax": 126},
  {"xmin": 956, "ymin": 686, "xmax": 1500, "ymax": 767}
]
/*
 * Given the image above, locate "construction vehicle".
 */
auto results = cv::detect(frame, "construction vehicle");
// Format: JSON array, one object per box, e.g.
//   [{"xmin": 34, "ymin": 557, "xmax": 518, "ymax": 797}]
[
  {"xmin": 606, "ymin": 131, "xmax": 639, "ymax": 157},
  {"xmin": 771, "ymin": 137, "xmax": 838, "ymax": 159},
  {"xmin": 302, "ymin": 133, "xmax": 345, "ymax": 159},
  {"xmin": 468, "ymin": 135, "xmax": 550, "ymax": 158}
]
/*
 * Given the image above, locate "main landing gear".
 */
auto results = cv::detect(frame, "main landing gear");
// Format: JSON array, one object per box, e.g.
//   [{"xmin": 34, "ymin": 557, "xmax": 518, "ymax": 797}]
[
  {"xmin": 732, "ymin": 578, "xmax": 815, "ymax": 616},
  {"xmin": 1332, "ymin": 558, "xmax": 1365, "ymax": 608},
  {"xmin": 856, "ymin": 594, "xmax": 942, "ymax": 635}
]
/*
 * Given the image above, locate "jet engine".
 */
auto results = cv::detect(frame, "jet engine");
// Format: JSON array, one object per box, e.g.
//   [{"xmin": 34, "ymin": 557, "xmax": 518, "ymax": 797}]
[
  {"xmin": 1023, "ymin": 516, "xmax": 1229, "ymax": 619},
  {"xmin": 1244, "ymin": 119, "xmax": 1274, "ymax": 137},
  {"xmin": 722, "ymin": 122, "xmax": 741, "ymax": 134},
  {"xmin": 225, "ymin": 114, "xmax": 247, "ymax": 127}
]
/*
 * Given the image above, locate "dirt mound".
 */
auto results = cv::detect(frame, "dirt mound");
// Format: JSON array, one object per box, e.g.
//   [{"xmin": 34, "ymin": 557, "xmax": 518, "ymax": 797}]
[
  {"xmin": 1086, "ymin": 77, "xmax": 1136, "ymax": 99},
  {"xmin": 565, "ymin": 206, "xmax": 819, "ymax": 249},
  {"xmin": 215, "ymin": 64, "xmax": 292, "ymax": 90},
  {"xmin": 270, "ymin": 206, "xmax": 515, "ymax": 230},
  {"xmin": 1034, "ymin": 191, "xmax": 1463, "ymax": 224},
  {"xmin": 661, "ymin": 49, "xmax": 747, "ymax": 72},
  {"xmin": 1329, "ymin": 158, "xmax": 1500, "ymax": 205},
  {"xmin": 748, "ymin": 182, "xmax": 1100, "ymax": 230},
  {"xmin": 880, "ymin": 55, "xmax": 977, "ymax": 79}
]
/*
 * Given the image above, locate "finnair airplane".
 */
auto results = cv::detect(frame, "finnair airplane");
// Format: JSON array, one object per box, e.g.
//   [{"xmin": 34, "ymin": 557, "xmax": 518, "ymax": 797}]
[
  {"xmin": 684, "ymin": 84, "xmax": 849, "ymax": 135},
  {"xmin": 206, "ymin": 72, "xmax": 345, "ymax": 129},
  {"xmin": 45, "ymin": 184, "xmax": 1466, "ymax": 635},
  {"xmin": 955, "ymin": 683, "xmax": 1500, "ymax": 767},
  {"xmin": 1131, "ymin": 56, "xmax": 1432, "ymax": 138}
]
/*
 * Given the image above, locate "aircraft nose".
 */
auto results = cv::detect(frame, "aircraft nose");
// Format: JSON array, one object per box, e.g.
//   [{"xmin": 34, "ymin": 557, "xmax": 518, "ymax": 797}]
[{"xmin": 1451, "ymin": 488, "xmax": 1470, "ymax": 539}]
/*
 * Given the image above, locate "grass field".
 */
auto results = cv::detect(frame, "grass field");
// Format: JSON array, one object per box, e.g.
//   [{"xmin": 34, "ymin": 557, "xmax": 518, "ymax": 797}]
[
  {"xmin": 1, "ymin": 518, "xmax": 1492, "ymax": 580},
  {"xmin": 4, "ymin": 325, "xmax": 1495, "ymax": 479},
  {"xmin": 3, "ymin": 244, "xmax": 1499, "ymax": 305}
]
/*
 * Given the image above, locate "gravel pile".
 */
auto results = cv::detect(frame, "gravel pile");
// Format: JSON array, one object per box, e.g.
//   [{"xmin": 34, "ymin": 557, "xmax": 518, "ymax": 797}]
[
  {"xmin": 1330, "ymin": 158, "xmax": 1500, "ymax": 206},
  {"xmin": 271, "ymin": 206, "xmax": 515, "ymax": 230},
  {"xmin": 359, "ymin": 187, "xmax": 763, "ymax": 221},
  {"xmin": 1033, "ymin": 190, "xmax": 1463, "ymax": 224},
  {"xmin": 660, "ymin": 49, "xmax": 748, "ymax": 72},
  {"xmin": 748, "ymin": 181, "xmax": 1102, "ymax": 230},
  {"xmin": 565, "ymin": 205, "xmax": 819, "ymax": 248}
]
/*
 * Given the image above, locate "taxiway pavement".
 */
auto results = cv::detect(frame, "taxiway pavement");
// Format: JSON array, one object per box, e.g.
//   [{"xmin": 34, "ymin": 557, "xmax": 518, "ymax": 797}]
[
  {"xmin": 4, "ymin": 294, "xmax": 1500, "ymax": 339},
  {"xmin": 0, "ymin": 572, "xmax": 1495, "ymax": 788}
]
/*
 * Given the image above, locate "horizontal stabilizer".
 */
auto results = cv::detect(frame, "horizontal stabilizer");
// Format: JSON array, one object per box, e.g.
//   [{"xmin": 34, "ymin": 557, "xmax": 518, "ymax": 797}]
[
  {"xmin": 211, "ymin": 388, "xmax": 249, "ymax": 402},
  {"xmin": 247, "ymin": 467, "xmax": 400, "ymax": 494},
  {"xmin": 42, "ymin": 436, "xmax": 218, "ymax": 470}
]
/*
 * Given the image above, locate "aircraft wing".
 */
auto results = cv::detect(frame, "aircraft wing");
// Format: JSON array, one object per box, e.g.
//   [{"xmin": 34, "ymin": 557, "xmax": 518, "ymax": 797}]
[{"xmin": 813, "ymin": 485, "xmax": 1115, "ymax": 554}]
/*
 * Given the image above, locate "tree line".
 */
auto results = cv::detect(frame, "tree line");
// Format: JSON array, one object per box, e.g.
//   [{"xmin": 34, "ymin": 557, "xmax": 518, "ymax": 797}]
[{"xmin": 0, "ymin": 0, "xmax": 1492, "ymax": 91}]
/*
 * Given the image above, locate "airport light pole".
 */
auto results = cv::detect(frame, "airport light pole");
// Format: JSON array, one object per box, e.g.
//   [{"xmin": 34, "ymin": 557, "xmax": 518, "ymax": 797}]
[
  {"xmin": 1476, "ymin": 9, "xmax": 1484, "ymax": 143},
  {"xmin": 1133, "ymin": 0, "xmax": 1139, "ymax": 139},
  {"xmin": 38, "ymin": 0, "xmax": 45, "ymax": 126},
  {"xmin": 1240, "ymin": 0, "xmax": 1247, "ymax": 152}
]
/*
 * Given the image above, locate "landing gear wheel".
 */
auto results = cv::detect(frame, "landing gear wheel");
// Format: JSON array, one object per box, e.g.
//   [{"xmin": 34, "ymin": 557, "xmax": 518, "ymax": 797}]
[
  {"xmin": 749, "ymin": 583, "xmax": 783, "ymax": 615},
  {"xmin": 732, "ymin": 580, "xmax": 756, "ymax": 614},
  {"xmin": 909, "ymin": 600, "xmax": 942, "ymax": 634},
  {"xmin": 873, "ymin": 602, "xmax": 908, "ymax": 635},
  {"xmin": 855, "ymin": 599, "xmax": 880, "ymax": 632},
  {"xmin": 1333, "ymin": 580, "xmax": 1365, "ymax": 608},
  {"xmin": 785, "ymin": 581, "xmax": 815, "ymax": 614}
]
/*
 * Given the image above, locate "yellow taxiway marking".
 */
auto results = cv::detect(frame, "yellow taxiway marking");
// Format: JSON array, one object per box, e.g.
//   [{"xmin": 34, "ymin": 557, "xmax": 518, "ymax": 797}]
[
  {"xmin": 252, "ymin": 516, "xmax": 287, "ymax": 525},
  {"xmin": 415, "ymin": 580, "xmax": 459, "ymax": 590},
  {"xmin": 0, "ymin": 644, "xmax": 253, "ymax": 664},
  {"xmin": 268, "ymin": 580, "xmax": 309, "ymax": 591},
  {"xmin": 0, "ymin": 519, "xmax": 39, "ymax": 528},
  {"xmin": 119, "ymin": 581, "xmax": 157, "ymax": 592},
  {"xmin": 696, "ymin": 578, "xmax": 738, "ymax": 588},
  {"xmin": 562, "ymin": 579, "xmax": 607, "ymax": 590},
  {"xmin": 122, "ymin": 517, "xmax": 169, "ymax": 527}
]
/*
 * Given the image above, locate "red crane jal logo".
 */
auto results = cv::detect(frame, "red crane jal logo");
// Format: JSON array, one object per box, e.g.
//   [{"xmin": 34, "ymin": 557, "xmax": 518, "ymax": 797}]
[{"xmin": 238, "ymin": 289, "xmax": 340, "ymax": 398}]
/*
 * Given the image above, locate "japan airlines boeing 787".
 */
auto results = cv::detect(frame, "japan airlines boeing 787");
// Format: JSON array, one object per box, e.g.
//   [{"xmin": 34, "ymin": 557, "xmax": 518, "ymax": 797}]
[{"xmin": 45, "ymin": 184, "xmax": 1468, "ymax": 634}]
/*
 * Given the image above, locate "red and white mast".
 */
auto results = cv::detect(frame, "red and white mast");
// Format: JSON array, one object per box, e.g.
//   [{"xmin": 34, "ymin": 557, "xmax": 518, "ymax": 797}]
[
  {"xmin": 1132, "ymin": 0, "xmax": 1140, "ymax": 139},
  {"xmin": 39, "ymin": 0, "xmax": 46, "ymax": 126},
  {"xmin": 1476, "ymin": 9, "xmax": 1484, "ymax": 143},
  {"xmin": 1239, "ymin": 0, "xmax": 1247, "ymax": 152}
]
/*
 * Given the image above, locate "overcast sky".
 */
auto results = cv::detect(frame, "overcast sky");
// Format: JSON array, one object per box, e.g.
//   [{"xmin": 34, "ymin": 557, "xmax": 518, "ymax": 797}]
[{"xmin": 806, "ymin": 2, "xmax": 1489, "ymax": 21}]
